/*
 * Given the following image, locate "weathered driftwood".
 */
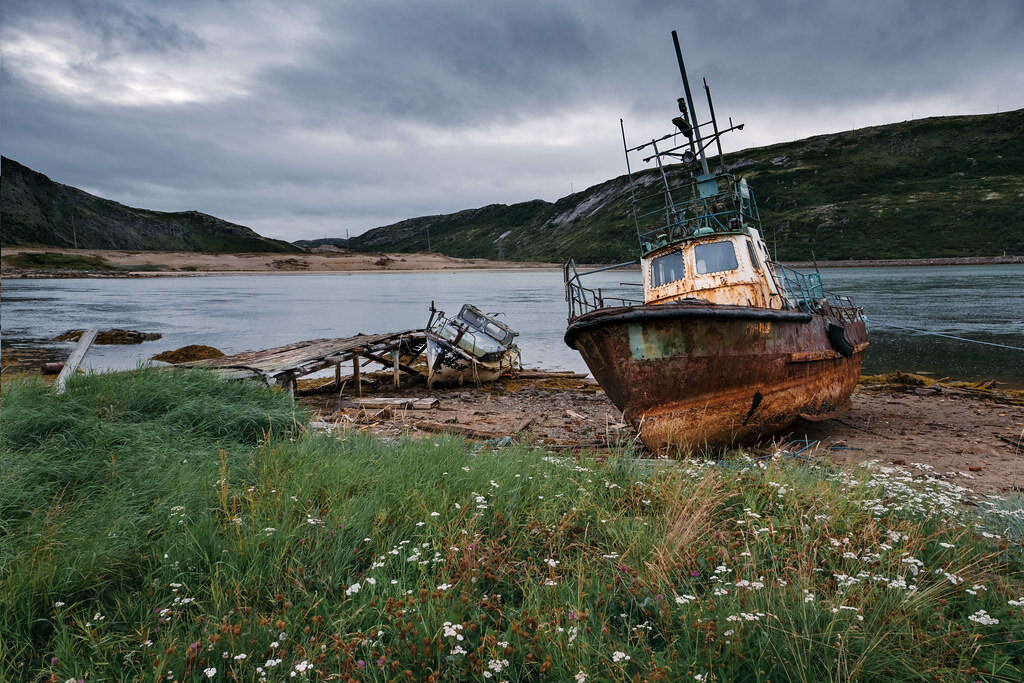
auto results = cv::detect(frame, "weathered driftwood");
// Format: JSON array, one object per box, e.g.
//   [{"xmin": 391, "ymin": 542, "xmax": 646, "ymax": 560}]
[
  {"xmin": 412, "ymin": 413, "xmax": 535, "ymax": 440},
  {"xmin": 412, "ymin": 420, "xmax": 508, "ymax": 439},
  {"xmin": 353, "ymin": 397, "xmax": 439, "ymax": 410},
  {"xmin": 55, "ymin": 329, "xmax": 97, "ymax": 395},
  {"xmin": 515, "ymin": 370, "xmax": 589, "ymax": 379}
]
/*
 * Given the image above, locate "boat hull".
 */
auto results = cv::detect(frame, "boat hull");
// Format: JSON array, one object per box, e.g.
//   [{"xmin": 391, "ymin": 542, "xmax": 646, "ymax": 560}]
[
  {"xmin": 426, "ymin": 337, "xmax": 520, "ymax": 386},
  {"xmin": 565, "ymin": 303, "xmax": 868, "ymax": 454}
]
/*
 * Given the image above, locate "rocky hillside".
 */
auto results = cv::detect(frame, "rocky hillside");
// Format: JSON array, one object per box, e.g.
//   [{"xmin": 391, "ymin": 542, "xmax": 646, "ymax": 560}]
[
  {"xmin": 347, "ymin": 109, "xmax": 1024, "ymax": 262},
  {"xmin": 1, "ymin": 157, "xmax": 300, "ymax": 253}
]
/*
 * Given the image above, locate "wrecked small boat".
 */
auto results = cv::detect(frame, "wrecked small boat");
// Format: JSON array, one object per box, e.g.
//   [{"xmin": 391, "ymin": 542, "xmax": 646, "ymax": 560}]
[
  {"xmin": 563, "ymin": 31, "xmax": 869, "ymax": 454},
  {"xmin": 425, "ymin": 302, "xmax": 521, "ymax": 386}
]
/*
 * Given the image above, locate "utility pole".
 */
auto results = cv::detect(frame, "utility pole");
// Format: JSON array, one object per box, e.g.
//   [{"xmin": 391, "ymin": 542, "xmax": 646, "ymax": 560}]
[{"xmin": 72, "ymin": 216, "xmax": 78, "ymax": 250}]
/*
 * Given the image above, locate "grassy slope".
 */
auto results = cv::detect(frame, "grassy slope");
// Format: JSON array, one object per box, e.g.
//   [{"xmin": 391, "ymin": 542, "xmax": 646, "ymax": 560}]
[
  {"xmin": 2, "ymin": 370, "xmax": 1022, "ymax": 681},
  {"xmin": 349, "ymin": 109, "xmax": 1024, "ymax": 263},
  {"xmin": 0, "ymin": 157, "xmax": 301, "ymax": 253}
]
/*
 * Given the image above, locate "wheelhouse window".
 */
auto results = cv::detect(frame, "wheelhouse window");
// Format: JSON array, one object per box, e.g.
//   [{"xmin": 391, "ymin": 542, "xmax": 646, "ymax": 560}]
[
  {"xmin": 694, "ymin": 241, "xmax": 738, "ymax": 274},
  {"xmin": 746, "ymin": 239, "xmax": 761, "ymax": 270},
  {"xmin": 650, "ymin": 250, "xmax": 686, "ymax": 288}
]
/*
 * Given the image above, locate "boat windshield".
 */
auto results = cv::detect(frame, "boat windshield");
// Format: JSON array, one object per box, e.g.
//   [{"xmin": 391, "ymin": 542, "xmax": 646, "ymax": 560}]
[
  {"xmin": 694, "ymin": 241, "xmax": 738, "ymax": 274},
  {"xmin": 745, "ymin": 240, "xmax": 761, "ymax": 270},
  {"xmin": 651, "ymin": 250, "xmax": 686, "ymax": 288},
  {"xmin": 458, "ymin": 306, "xmax": 514, "ymax": 345}
]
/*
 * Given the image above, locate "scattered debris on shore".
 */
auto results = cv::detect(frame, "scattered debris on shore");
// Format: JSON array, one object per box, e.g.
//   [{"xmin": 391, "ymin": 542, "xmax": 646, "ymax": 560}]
[{"xmin": 295, "ymin": 369, "xmax": 1024, "ymax": 497}]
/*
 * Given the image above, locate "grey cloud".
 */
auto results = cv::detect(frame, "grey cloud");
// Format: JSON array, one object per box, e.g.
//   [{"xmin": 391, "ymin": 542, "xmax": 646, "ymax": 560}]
[{"xmin": 2, "ymin": 0, "xmax": 1022, "ymax": 242}]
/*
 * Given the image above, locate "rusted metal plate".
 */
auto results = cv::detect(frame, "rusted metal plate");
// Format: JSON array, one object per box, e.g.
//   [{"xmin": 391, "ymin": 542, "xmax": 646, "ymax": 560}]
[{"xmin": 565, "ymin": 302, "xmax": 869, "ymax": 454}]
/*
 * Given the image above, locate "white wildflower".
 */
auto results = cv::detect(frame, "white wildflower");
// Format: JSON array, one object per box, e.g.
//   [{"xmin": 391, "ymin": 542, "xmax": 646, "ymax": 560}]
[{"xmin": 968, "ymin": 610, "xmax": 999, "ymax": 626}]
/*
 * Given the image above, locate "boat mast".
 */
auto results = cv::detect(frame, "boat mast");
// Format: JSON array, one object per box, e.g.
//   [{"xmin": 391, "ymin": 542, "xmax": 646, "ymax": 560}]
[
  {"xmin": 703, "ymin": 78, "xmax": 726, "ymax": 173},
  {"xmin": 620, "ymin": 119, "xmax": 643, "ymax": 244},
  {"xmin": 672, "ymin": 30, "xmax": 709, "ymax": 176}
]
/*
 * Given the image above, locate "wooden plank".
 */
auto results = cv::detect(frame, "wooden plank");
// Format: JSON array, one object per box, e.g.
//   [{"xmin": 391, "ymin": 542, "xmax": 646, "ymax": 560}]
[
  {"xmin": 55, "ymin": 329, "xmax": 97, "ymax": 395},
  {"xmin": 515, "ymin": 370, "xmax": 589, "ymax": 379},
  {"xmin": 351, "ymin": 397, "xmax": 438, "ymax": 410},
  {"xmin": 412, "ymin": 398, "xmax": 439, "ymax": 410},
  {"xmin": 413, "ymin": 420, "xmax": 506, "ymax": 439},
  {"xmin": 353, "ymin": 397, "xmax": 415, "ymax": 409},
  {"xmin": 510, "ymin": 416, "xmax": 534, "ymax": 434}
]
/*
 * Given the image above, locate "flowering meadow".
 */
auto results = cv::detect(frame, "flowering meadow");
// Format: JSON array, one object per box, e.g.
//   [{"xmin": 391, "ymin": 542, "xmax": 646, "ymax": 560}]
[{"xmin": 2, "ymin": 369, "xmax": 1022, "ymax": 681}]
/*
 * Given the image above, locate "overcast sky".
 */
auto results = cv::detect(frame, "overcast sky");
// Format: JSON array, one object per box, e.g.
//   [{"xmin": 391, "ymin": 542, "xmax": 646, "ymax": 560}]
[{"xmin": 2, "ymin": 0, "xmax": 1022, "ymax": 242}]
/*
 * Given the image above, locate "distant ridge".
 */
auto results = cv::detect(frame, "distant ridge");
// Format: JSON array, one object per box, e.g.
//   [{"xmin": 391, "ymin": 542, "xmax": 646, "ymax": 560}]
[
  {"xmin": 0, "ymin": 157, "xmax": 300, "ymax": 253},
  {"xmin": 343, "ymin": 110, "xmax": 1024, "ymax": 263}
]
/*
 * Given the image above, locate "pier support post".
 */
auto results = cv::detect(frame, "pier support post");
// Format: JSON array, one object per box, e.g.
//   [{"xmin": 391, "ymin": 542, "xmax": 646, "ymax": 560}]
[{"xmin": 353, "ymin": 351, "xmax": 362, "ymax": 397}]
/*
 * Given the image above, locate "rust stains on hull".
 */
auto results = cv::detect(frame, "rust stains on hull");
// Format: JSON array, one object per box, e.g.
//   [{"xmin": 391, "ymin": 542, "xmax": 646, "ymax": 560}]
[{"xmin": 565, "ymin": 302, "xmax": 869, "ymax": 454}]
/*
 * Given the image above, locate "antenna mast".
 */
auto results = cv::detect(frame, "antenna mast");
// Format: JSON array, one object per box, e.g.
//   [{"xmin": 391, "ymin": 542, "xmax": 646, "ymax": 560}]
[{"xmin": 671, "ymin": 30, "xmax": 709, "ymax": 175}]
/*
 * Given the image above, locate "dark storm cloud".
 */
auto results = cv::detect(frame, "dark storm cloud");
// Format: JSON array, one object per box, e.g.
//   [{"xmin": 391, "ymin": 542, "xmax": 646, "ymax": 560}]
[
  {"xmin": 1, "ymin": 0, "xmax": 1022, "ymax": 241},
  {"xmin": 255, "ymin": 1, "xmax": 611, "ymax": 131},
  {"xmin": 3, "ymin": 0, "xmax": 205, "ymax": 55}
]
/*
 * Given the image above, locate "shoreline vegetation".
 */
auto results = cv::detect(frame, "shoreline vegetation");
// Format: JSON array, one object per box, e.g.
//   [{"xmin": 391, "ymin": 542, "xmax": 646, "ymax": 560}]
[
  {"xmin": 2, "ymin": 368, "xmax": 1022, "ymax": 681},
  {"xmin": 1, "ymin": 247, "xmax": 1022, "ymax": 278}
]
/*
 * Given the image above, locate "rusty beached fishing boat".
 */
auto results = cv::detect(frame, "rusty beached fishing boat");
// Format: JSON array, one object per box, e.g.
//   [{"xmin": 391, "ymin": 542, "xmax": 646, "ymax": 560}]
[{"xmin": 564, "ymin": 31, "xmax": 869, "ymax": 454}]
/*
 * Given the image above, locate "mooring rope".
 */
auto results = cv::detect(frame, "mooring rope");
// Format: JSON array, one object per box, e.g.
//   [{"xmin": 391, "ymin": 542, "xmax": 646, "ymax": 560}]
[{"xmin": 870, "ymin": 320, "xmax": 1024, "ymax": 352}]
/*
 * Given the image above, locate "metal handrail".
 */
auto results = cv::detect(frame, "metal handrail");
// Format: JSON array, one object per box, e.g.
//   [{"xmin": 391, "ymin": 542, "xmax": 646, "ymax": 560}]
[
  {"xmin": 564, "ymin": 259, "xmax": 643, "ymax": 320},
  {"xmin": 769, "ymin": 262, "xmax": 865, "ymax": 321},
  {"xmin": 631, "ymin": 176, "xmax": 761, "ymax": 255}
]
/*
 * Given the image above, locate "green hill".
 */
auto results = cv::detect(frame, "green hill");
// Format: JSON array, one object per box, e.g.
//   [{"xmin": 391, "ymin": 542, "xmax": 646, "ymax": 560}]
[
  {"xmin": 0, "ymin": 157, "xmax": 300, "ymax": 253},
  {"xmin": 348, "ymin": 110, "xmax": 1024, "ymax": 262}
]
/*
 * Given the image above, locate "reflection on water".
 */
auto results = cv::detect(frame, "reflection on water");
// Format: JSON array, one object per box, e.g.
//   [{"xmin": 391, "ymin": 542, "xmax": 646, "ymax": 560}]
[{"xmin": 2, "ymin": 265, "xmax": 1022, "ymax": 386}]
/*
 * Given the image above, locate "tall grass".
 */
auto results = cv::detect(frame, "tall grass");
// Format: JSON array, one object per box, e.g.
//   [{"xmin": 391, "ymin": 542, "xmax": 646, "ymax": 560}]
[{"xmin": 2, "ymin": 369, "xmax": 1022, "ymax": 681}]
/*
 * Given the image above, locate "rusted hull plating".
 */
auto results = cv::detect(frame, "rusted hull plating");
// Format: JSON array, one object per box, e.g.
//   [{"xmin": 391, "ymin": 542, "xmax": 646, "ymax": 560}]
[{"xmin": 565, "ymin": 303, "xmax": 869, "ymax": 454}]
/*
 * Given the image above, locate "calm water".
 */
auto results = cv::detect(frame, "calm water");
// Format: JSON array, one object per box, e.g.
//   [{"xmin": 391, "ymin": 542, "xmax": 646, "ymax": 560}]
[{"xmin": 2, "ymin": 265, "xmax": 1022, "ymax": 386}]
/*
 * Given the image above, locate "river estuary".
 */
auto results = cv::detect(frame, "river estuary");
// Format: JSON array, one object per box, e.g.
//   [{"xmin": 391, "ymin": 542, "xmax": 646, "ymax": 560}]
[{"xmin": 2, "ymin": 264, "xmax": 1022, "ymax": 386}]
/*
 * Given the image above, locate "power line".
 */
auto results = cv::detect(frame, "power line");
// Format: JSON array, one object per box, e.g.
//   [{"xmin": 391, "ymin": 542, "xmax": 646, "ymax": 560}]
[{"xmin": 870, "ymin": 320, "xmax": 1024, "ymax": 352}]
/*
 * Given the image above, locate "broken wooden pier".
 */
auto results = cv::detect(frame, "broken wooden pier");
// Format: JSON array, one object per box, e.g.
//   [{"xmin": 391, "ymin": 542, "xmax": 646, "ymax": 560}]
[{"xmin": 178, "ymin": 330, "xmax": 427, "ymax": 395}]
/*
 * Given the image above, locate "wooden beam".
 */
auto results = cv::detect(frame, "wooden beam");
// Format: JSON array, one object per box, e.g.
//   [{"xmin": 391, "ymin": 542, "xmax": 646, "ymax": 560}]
[
  {"xmin": 353, "ymin": 351, "xmax": 361, "ymax": 397},
  {"xmin": 55, "ymin": 329, "xmax": 97, "ymax": 395},
  {"xmin": 358, "ymin": 349, "xmax": 423, "ymax": 376}
]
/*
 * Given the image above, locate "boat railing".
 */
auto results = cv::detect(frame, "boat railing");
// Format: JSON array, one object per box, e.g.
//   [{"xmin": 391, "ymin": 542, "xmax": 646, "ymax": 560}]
[
  {"xmin": 633, "ymin": 175, "xmax": 761, "ymax": 255},
  {"xmin": 771, "ymin": 263, "xmax": 865, "ymax": 321},
  {"xmin": 819, "ymin": 293, "xmax": 866, "ymax": 323},
  {"xmin": 564, "ymin": 258, "xmax": 643, "ymax": 320}
]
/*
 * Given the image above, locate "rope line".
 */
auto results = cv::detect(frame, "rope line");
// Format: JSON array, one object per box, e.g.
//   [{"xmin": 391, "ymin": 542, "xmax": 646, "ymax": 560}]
[{"xmin": 870, "ymin": 320, "xmax": 1024, "ymax": 352}]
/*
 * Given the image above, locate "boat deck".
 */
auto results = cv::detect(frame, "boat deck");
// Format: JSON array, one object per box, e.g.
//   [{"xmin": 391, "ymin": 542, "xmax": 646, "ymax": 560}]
[{"xmin": 178, "ymin": 330, "xmax": 427, "ymax": 392}]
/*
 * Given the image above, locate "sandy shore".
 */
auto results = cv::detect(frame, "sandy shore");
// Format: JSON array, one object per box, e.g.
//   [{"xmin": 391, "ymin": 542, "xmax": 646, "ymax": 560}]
[
  {"xmin": 4, "ymin": 247, "xmax": 1020, "ymax": 278},
  {"xmin": 295, "ymin": 373, "xmax": 1024, "ymax": 498},
  {"xmin": 0, "ymin": 247, "xmax": 557, "ymax": 276}
]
